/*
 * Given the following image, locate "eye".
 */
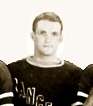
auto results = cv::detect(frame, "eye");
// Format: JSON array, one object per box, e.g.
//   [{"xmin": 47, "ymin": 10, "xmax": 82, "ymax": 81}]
[
  {"xmin": 39, "ymin": 30, "xmax": 46, "ymax": 35},
  {"xmin": 52, "ymin": 32, "xmax": 58, "ymax": 36}
]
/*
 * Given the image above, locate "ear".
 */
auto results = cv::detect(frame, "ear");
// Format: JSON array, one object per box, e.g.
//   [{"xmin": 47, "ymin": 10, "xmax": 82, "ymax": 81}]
[
  {"xmin": 59, "ymin": 33, "xmax": 63, "ymax": 42},
  {"xmin": 31, "ymin": 32, "xmax": 35, "ymax": 40}
]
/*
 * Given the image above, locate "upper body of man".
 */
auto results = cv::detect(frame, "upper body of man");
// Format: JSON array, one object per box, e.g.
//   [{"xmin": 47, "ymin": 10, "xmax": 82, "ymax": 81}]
[
  {"xmin": 8, "ymin": 58, "xmax": 81, "ymax": 106},
  {"xmin": 8, "ymin": 11, "xmax": 82, "ymax": 106},
  {"xmin": 0, "ymin": 60, "xmax": 14, "ymax": 106}
]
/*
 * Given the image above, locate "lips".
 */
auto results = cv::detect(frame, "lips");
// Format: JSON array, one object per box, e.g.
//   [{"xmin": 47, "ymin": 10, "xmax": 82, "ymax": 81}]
[{"xmin": 43, "ymin": 45, "xmax": 52, "ymax": 47}]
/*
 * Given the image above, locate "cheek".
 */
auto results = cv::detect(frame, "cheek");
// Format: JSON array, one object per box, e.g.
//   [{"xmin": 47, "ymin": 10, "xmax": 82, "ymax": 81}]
[
  {"xmin": 36, "ymin": 38, "xmax": 45, "ymax": 46},
  {"xmin": 34, "ymin": 36, "xmax": 43, "ymax": 42},
  {"xmin": 52, "ymin": 38, "xmax": 60, "ymax": 44}
]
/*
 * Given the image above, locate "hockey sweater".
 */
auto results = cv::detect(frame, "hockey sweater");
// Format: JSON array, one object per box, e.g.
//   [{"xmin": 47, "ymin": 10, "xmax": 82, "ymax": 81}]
[
  {"xmin": 0, "ymin": 60, "xmax": 13, "ymax": 106},
  {"xmin": 8, "ymin": 59, "xmax": 82, "ymax": 106},
  {"xmin": 76, "ymin": 64, "xmax": 93, "ymax": 106}
]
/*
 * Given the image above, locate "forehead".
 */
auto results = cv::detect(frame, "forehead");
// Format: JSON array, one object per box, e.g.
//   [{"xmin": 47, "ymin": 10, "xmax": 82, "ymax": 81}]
[{"xmin": 36, "ymin": 20, "xmax": 61, "ymax": 32}]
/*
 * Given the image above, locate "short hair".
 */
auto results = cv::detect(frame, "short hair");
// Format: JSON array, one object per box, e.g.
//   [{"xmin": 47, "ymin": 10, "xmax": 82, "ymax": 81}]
[{"xmin": 32, "ymin": 12, "xmax": 63, "ymax": 33}]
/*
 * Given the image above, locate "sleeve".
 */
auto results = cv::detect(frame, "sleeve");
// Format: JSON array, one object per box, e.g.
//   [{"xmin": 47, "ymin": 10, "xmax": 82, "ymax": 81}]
[
  {"xmin": 0, "ymin": 60, "xmax": 14, "ymax": 106},
  {"xmin": 73, "ymin": 64, "xmax": 93, "ymax": 106},
  {"xmin": 70, "ymin": 66, "xmax": 82, "ymax": 106}
]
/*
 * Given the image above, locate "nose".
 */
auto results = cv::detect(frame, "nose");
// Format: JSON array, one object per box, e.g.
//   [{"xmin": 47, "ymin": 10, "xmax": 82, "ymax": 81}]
[{"xmin": 45, "ymin": 34, "xmax": 51, "ymax": 43}]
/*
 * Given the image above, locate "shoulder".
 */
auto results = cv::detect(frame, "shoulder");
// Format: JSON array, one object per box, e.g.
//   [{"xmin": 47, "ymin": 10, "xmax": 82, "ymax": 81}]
[
  {"xmin": 7, "ymin": 58, "xmax": 29, "ymax": 77},
  {"xmin": 0, "ymin": 60, "xmax": 11, "ymax": 81},
  {"xmin": 78, "ymin": 64, "xmax": 93, "ymax": 101},
  {"xmin": 61, "ymin": 60, "xmax": 82, "ymax": 79},
  {"xmin": 0, "ymin": 60, "xmax": 8, "ymax": 72},
  {"xmin": 8, "ymin": 58, "xmax": 27, "ymax": 69},
  {"xmin": 80, "ymin": 64, "xmax": 93, "ymax": 79},
  {"xmin": 0, "ymin": 60, "xmax": 13, "ymax": 92},
  {"xmin": 83, "ymin": 64, "xmax": 93, "ymax": 73},
  {"xmin": 64, "ymin": 60, "xmax": 82, "ymax": 72},
  {"xmin": 81, "ymin": 64, "xmax": 93, "ymax": 80},
  {"xmin": 0, "ymin": 60, "xmax": 13, "ymax": 106},
  {"xmin": 63, "ymin": 60, "xmax": 82, "ymax": 79}
]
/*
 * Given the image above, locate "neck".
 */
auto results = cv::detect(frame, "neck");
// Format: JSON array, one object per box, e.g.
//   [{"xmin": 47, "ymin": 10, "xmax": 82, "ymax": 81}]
[
  {"xmin": 26, "ymin": 56, "xmax": 64, "ymax": 68},
  {"xmin": 32, "ymin": 52, "xmax": 60, "ymax": 65}
]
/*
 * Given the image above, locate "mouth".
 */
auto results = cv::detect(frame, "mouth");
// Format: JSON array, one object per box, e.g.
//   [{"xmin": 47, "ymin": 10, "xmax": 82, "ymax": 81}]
[{"xmin": 43, "ymin": 45, "xmax": 52, "ymax": 47}]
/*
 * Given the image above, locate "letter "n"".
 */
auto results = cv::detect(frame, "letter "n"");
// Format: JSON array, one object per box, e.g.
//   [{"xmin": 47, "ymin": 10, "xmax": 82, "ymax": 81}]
[{"xmin": 26, "ymin": 87, "xmax": 36, "ymax": 105}]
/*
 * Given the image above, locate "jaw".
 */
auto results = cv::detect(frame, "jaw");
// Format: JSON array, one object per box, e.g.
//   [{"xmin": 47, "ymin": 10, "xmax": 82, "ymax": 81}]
[{"xmin": 34, "ymin": 46, "xmax": 57, "ymax": 58}]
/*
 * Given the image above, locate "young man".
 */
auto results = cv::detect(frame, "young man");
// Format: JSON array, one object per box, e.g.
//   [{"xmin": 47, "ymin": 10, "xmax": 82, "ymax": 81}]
[
  {"xmin": 8, "ymin": 12, "xmax": 82, "ymax": 106},
  {"xmin": 75, "ymin": 64, "xmax": 93, "ymax": 106},
  {"xmin": 0, "ymin": 60, "xmax": 13, "ymax": 106}
]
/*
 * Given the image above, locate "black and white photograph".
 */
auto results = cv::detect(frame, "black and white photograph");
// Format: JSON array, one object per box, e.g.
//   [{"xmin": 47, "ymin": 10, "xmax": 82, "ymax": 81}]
[{"xmin": 0, "ymin": 0, "xmax": 93, "ymax": 106}]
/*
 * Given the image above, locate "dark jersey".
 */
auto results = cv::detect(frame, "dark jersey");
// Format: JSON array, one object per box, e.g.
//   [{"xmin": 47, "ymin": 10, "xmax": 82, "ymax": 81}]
[
  {"xmin": 76, "ymin": 64, "xmax": 93, "ymax": 105},
  {"xmin": 8, "ymin": 59, "xmax": 82, "ymax": 106},
  {"xmin": 0, "ymin": 60, "xmax": 13, "ymax": 106}
]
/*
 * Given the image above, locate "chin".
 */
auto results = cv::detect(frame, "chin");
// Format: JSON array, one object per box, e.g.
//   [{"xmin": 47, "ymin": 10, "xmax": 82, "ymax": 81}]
[
  {"xmin": 42, "ymin": 51, "xmax": 54, "ymax": 56},
  {"xmin": 39, "ymin": 48, "xmax": 56, "ymax": 56},
  {"xmin": 43, "ymin": 53, "xmax": 53, "ymax": 56}
]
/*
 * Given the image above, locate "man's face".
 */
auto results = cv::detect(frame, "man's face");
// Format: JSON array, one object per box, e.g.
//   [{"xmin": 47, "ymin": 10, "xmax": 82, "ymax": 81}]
[{"xmin": 33, "ymin": 20, "xmax": 62, "ymax": 56}]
